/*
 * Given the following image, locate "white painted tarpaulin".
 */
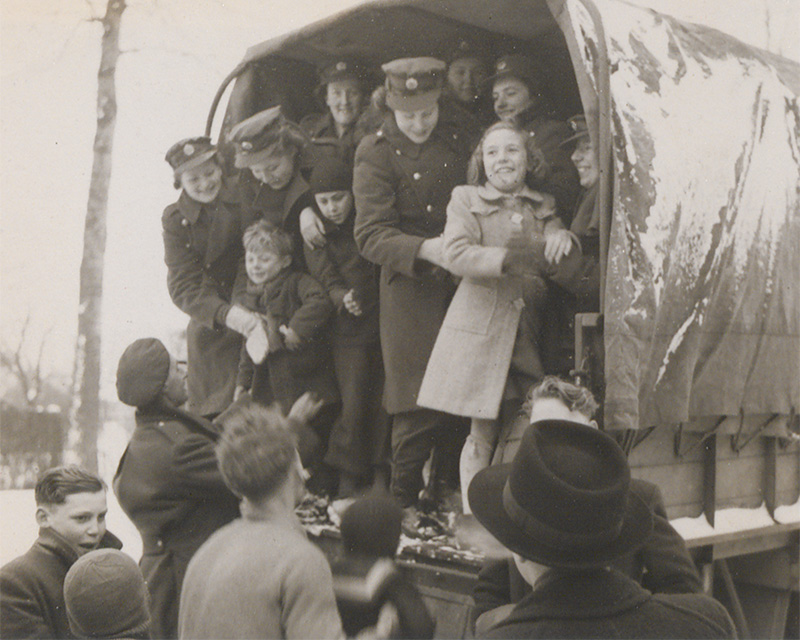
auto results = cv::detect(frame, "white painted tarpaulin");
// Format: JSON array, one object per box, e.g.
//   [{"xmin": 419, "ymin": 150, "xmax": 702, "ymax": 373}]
[{"xmin": 567, "ymin": 0, "xmax": 800, "ymax": 429}]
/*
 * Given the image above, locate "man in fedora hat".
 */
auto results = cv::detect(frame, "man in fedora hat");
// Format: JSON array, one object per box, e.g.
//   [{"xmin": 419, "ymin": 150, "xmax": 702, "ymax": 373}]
[
  {"xmin": 472, "ymin": 377, "xmax": 703, "ymax": 633},
  {"xmin": 468, "ymin": 421, "xmax": 736, "ymax": 638}
]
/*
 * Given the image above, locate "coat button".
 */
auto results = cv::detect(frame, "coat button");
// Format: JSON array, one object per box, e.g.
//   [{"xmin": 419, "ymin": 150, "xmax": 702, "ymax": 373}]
[
  {"xmin": 426, "ymin": 205, "xmax": 433, "ymax": 212},
  {"xmin": 205, "ymin": 263, "xmax": 211, "ymax": 269},
  {"xmin": 395, "ymin": 149, "xmax": 401, "ymax": 155},
  {"xmin": 181, "ymin": 218, "xmax": 188, "ymax": 226},
  {"xmin": 185, "ymin": 243, "xmax": 191, "ymax": 248},
  {"xmin": 413, "ymin": 172, "xmax": 421, "ymax": 180}
]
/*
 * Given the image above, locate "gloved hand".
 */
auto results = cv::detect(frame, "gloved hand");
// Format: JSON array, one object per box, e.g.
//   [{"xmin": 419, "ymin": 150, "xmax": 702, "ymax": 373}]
[
  {"xmin": 279, "ymin": 325, "xmax": 303, "ymax": 351},
  {"xmin": 502, "ymin": 235, "xmax": 547, "ymax": 276},
  {"xmin": 342, "ymin": 289, "xmax": 363, "ymax": 316},
  {"xmin": 245, "ymin": 321, "xmax": 269, "ymax": 364},
  {"xmin": 225, "ymin": 305, "xmax": 260, "ymax": 336}
]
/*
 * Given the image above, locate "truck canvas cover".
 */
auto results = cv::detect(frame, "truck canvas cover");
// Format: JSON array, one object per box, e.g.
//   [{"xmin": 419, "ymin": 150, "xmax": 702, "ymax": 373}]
[
  {"xmin": 559, "ymin": 0, "xmax": 800, "ymax": 429},
  {"xmin": 216, "ymin": 0, "xmax": 800, "ymax": 431}
]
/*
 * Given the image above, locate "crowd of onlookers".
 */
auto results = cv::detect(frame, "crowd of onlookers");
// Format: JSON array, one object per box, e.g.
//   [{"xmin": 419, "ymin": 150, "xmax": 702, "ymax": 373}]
[{"xmin": 1, "ymin": 44, "xmax": 740, "ymax": 639}]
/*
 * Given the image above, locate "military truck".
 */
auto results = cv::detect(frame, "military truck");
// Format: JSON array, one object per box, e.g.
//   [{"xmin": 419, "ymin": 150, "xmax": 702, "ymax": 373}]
[{"xmin": 206, "ymin": 1, "xmax": 800, "ymax": 636}]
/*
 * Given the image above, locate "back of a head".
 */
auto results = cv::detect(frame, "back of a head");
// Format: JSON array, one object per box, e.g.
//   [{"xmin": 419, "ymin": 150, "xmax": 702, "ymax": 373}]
[
  {"xmin": 64, "ymin": 549, "xmax": 151, "ymax": 639},
  {"xmin": 35, "ymin": 465, "xmax": 105, "ymax": 507},
  {"xmin": 215, "ymin": 401, "xmax": 297, "ymax": 501},
  {"xmin": 526, "ymin": 375, "xmax": 599, "ymax": 420},
  {"xmin": 340, "ymin": 490, "xmax": 403, "ymax": 558}
]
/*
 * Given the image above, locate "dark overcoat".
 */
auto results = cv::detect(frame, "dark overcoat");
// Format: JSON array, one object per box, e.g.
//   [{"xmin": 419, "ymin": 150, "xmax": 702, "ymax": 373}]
[
  {"xmin": 0, "ymin": 528, "xmax": 122, "ymax": 639},
  {"xmin": 472, "ymin": 478, "xmax": 703, "ymax": 626},
  {"xmin": 237, "ymin": 269, "xmax": 338, "ymax": 414},
  {"xmin": 162, "ymin": 178, "xmax": 245, "ymax": 416},
  {"xmin": 353, "ymin": 109, "xmax": 476, "ymax": 414},
  {"xmin": 516, "ymin": 108, "xmax": 581, "ymax": 219},
  {"xmin": 299, "ymin": 111, "xmax": 361, "ymax": 168},
  {"xmin": 113, "ymin": 403, "xmax": 240, "ymax": 640},
  {"xmin": 481, "ymin": 568, "xmax": 736, "ymax": 639}
]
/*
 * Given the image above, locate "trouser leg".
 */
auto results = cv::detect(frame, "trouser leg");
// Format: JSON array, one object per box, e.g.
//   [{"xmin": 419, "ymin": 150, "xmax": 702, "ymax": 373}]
[{"xmin": 390, "ymin": 408, "xmax": 447, "ymax": 508}]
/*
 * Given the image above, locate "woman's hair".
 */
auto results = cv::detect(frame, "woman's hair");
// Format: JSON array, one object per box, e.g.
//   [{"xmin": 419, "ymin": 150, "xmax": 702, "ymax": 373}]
[
  {"xmin": 242, "ymin": 220, "xmax": 293, "ymax": 261},
  {"xmin": 522, "ymin": 376, "xmax": 600, "ymax": 420},
  {"xmin": 466, "ymin": 120, "xmax": 549, "ymax": 185},
  {"xmin": 264, "ymin": 121, "xmax": 309, "ymax": 159},
  {"xmin": 215, "ymin": 402, "xmax": 297, "ymax": 501},
  {"xmin": 35, "ymin": 466, "xmax": 106, "ymax": 507}
]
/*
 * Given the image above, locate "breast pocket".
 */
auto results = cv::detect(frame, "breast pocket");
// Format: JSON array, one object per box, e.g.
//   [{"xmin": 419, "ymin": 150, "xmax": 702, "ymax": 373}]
[{"xmin": 443, "ymin": 280, "xmax": 497, "ymax": 335}]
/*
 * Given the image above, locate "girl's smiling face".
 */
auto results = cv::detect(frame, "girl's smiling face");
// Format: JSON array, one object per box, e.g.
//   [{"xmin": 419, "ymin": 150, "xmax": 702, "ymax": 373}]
[
  {"xmin": 393, "ymin": 104, "xmax": 439, "ymax": 144},
  {"xmin": 482, "ymin": 128, "xmax": 529, "ymax": 193},
  {"xmin": 179, "ymin": 159, "xmax": 223, "ymax": 203},
  {"xmin": 571, "ymin": 137, "xmax": 599, "ymax": 189},
  {"xmin": 314, "ymin": 190, "xmax": 353, "ymax": 225}
]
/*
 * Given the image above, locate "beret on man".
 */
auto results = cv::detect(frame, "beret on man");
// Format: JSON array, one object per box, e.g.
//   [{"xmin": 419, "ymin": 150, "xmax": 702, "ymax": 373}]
[
  {"xmin": 64, "ymin": 549, "xmax": 151, "ymax": 639},
  {"xmin": 340, "ymin": 491, "xmax": 403, "ymax": 558},
  {"xmin": 310, "ymin": 157, "xmax": 353, "ymax": 194},
  {"xmin": 116, "ymin": 338, "xmax": 170, "ymax": 408}
]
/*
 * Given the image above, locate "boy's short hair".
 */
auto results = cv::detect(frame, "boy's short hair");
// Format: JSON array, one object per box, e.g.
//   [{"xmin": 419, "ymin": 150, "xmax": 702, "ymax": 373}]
[
  {"xmin": 35, "ymin": 466, "xmax": 106, "ymax": 507},
  {"xmin": 215, "ymin": 402, "xmax": 298, "ymax": 501},
  {"xmin": 242, "ymin": 220, "xmax": 293, "ymax": 261},
  {"xmin": 466, "ymin": 120, "xmax": 548, "ymax": 185},
  {"xmin": 523, "ymin": 376, "xmax": 600, "ymax": 420}
]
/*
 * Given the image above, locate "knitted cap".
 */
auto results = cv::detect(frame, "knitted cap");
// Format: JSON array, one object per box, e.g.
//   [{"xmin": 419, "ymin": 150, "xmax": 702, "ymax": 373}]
[
  {"xmin": 340, "ymin": 491, "xmax": 403, "ymax": 558},
  {"xmin": 64, "ymin": 549, "xmax": 151, "ymax": 639},
  {"xmin": 310, "ymin": 157, "xmax": 352, "ymax": 194},
  {"xmin": 116, "ymin": 338, "xmax": 170, "ymax": 407}
]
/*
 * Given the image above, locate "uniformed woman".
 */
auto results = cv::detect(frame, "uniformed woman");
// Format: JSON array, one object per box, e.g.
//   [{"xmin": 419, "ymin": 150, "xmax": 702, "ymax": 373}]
[
  {"xmin": 162, "ymin": 137, "xmax": 260, "ymax": 418},
  {"xmin": 490, "ymin": 53, "xmax": 580, "ymax": 218},
  {"xmin": 353, "ymin": 57, "xmax": 477, "ymax": 516}
]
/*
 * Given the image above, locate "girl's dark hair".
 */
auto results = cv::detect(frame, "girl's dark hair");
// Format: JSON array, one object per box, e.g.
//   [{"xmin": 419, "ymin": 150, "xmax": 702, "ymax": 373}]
[
  {"xmin": 466, "ymin": 120, "xmax": 549, "ymax": 185},
  {"xmin": 35, "ymin": 466, "xmax": 106, "ymax": 506}
]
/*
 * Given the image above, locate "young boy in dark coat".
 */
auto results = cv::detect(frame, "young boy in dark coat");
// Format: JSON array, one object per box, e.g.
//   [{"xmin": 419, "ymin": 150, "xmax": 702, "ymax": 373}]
[
  {"xmin": 236, "ymin": 221, "xmax": 339, "ymax": 489},
  {"xmin": 304, "ymin": 157, "xmax": 389, "ymax": 496},
  {"xmin": 332, "ymin": 491, "xmax": 435, "ymax": 639},
  {"xmin": 0, "ymin": 466, "xmax": 122, "ymax": 639}
]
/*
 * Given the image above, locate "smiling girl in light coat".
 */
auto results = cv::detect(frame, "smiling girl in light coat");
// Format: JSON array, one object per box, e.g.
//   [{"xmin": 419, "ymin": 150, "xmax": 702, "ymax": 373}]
[{"xmin": 418, "ymin": 120, "xmax": 576, "ymax": 513}]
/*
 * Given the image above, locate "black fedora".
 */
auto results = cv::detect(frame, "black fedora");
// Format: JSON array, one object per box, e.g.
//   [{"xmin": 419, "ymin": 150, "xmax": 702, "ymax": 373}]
[{"xmin": 468, "ymin": 420, "xmax": 653, "ymax": 568}]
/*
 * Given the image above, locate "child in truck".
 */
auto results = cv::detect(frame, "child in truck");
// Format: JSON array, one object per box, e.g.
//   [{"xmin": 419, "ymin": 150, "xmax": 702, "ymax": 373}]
[{"xmin": 418, "ymin": 120, "xmax": 577, "ymax": 513}]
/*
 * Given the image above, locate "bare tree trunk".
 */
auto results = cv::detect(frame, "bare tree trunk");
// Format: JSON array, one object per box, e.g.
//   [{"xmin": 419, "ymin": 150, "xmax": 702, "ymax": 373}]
[{"xmin": 66, "ymin": 0, "xmax": 126, "ymax": 472}]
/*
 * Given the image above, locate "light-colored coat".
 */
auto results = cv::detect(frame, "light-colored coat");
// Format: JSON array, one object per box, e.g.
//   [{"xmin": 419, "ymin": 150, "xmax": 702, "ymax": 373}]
[{"xmin": 418, "ymin": 184, "xmax": 560, "ymax": 419}]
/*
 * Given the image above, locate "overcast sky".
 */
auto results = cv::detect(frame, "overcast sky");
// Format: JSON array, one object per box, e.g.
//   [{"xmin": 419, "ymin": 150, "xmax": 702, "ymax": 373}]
[{"xmin": 1, "ymin": 0, "xmax": 797, "ymax": 400}]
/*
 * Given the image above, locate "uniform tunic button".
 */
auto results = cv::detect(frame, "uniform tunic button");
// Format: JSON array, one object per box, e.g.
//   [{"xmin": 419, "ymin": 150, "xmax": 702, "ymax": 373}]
[
  {"xmin": 205, "ymin": 264, "xmax": 211, "ymax": 269},
  {"xmin": 185, "ymin": 243, "xmax": 191, "ymax": 248},
  {"xmin": 426, "ymin": 205, "xmax": 433, "ymax": 212},
  {"xmin": 395, "ymin": 149, "xmax": 401, "ymax": 155},
  {"xmin": 413, "ymin": 172, "xmax": 421, "ymax": 180},
  {"xmin": 181, "ymin": 219, "xmax": 188, "ymax": 226}
]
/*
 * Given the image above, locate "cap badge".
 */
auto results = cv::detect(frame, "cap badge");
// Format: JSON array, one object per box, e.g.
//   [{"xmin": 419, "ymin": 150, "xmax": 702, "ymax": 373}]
[
  {"xmin": 183, "ymin": 143, "xmax": 195, "ymax": 156},
  {"xmin": 405, "ymin": 77, "xmax": 419, "ymax": 90},
  {"xmin": 336, "ymin": 61, "xmax": 347, "ymax": 71},
  {"xmin": 497, "ymin": 60, "xmax": 507, "ymax": 71},
  {"xmin": 241, "ymin": 141, "xmax": 253, "ymax": 151}
]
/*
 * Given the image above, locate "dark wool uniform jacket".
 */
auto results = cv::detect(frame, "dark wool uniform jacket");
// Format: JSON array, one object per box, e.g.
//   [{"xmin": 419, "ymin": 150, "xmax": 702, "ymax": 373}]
[
  {"xmin": 0, "ymin": 528, "xmax": 122, "ymax": 639},
  {"xmin": 113, "ymin": 403, "xmax": 240, "ymax": 639},
  {"xmin": 472, "ymin": 478, "xmax": 703, "ymax": 623},
  {"xmin": 353, "ymin": 109, "xmax": 477, "ymax": 413},
  {"xmin": 481, "ymin": 568, "xmax": 736, "ymax": 639},
  {"xmin": 162, "ymin": 178, "xmax": 246, "ymax": 415}
]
